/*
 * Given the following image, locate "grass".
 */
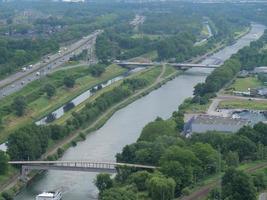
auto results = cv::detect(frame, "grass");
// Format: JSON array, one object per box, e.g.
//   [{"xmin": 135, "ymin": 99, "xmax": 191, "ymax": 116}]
[
  {"xmin": 180, "ymin": 98, "xmax": 211, "ymax": 114},
  {"xmin": 0, "ymin": 64, "xmax": 126, "ymax": 143},
  {"xmin": 0, "ymin": 167, "xmax": 18, "ymax": 187},
  {"xmin": 218, "ymin": 99, "xmax": 267, "ymax": 110},
  {"xmin": 129, "ymin": 51, "xmax": 158, "ymax": 62},
  {"xmin": 55, "ymin": 66, "xmax": 162, "ymax": 125},
  {"xmin": 162, "ymin": 65, "xmax": 178, "ymax": 78},
  {"xmin": 229, "ymin": 77, "xmax": 262, "ymax": 91}
]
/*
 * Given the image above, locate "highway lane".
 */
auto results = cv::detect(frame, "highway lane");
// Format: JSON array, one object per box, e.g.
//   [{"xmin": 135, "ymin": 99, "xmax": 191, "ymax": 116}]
[{"xmin": 0, "ymin": 30, "xmax": 102, "ymax": 100}]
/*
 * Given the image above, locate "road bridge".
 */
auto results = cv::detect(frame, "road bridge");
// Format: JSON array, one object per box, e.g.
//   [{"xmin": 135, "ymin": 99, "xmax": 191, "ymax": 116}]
[
  {"xmin": 115, "ymin": 61, "xmax": 220, "ymax": 69},
  {"xmin": 9, "ymin": 160, "xmax": 157, "ymax": 181}
]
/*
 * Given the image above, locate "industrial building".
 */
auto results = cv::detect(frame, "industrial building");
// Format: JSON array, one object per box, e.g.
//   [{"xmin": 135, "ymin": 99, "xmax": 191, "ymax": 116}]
[{"xmin": 184, "ymin": 115, "xmax": 250, "ymax": 136}]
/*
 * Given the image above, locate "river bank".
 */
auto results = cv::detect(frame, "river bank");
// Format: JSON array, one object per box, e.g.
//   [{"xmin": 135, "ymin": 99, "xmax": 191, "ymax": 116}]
[
  {"xmin": 12, "ymin": 23, "xmax": 266, "ymax": 200},
  {"xmin": 1, "ymin": 65, "xmax": 179, "ymax": 197}
]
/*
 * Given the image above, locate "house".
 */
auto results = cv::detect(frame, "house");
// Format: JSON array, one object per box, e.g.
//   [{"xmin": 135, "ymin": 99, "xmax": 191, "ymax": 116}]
[{"xmin": 184, "ymin": 115, "xmax": 250, "ymax": 136}]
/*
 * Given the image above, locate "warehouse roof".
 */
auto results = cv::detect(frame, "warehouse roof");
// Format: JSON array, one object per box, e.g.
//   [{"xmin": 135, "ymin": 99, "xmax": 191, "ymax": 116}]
[{"xmin": 192, "ymin": 115, "xmax": 249, "ymax": 126}]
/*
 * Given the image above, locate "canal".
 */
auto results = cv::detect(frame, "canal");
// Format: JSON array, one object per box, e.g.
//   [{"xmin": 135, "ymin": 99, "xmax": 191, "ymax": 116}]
[{"xmin": 15, "ymin": 23, "xmax": 265, "ymax": 200}]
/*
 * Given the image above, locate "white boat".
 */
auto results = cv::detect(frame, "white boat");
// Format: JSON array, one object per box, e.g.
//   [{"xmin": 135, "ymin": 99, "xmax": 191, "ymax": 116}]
[{"xmin": 36, "ymin": 190, "xmax": 62, "ymax": 200}]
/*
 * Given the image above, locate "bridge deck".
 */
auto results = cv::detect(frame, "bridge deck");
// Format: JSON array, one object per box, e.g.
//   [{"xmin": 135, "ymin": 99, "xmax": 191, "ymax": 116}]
[
  {"xmin": 9, "ymin": 160, "xmax": 157, "ymax": 170},
  {"xmin": 116, "ymin": 61, "xmax": 220, "ymax": 68}
]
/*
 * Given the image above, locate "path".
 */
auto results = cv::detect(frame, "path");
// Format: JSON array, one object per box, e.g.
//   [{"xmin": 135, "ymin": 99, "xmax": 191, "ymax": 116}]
[
  {"xmin": 0, "ymin": 65, "xmax": 168, "ymax": 193},
  {"xmin": 43, "ymin": 65, "xmax": 167, "ymax": 157},
  {"xmin": 180, "ymin": 162, "xmax": 267, "ymax": 200}
]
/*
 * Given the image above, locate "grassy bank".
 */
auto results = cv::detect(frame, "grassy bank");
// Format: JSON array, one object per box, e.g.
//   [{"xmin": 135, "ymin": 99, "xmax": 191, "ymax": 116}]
[
  {"xmin": 227, "ymin": 77, "xmax": 262, "ymax": 92},
  {"xmin": 0, "ymin": 65, "xmax": 180, "ymax": 198},
  {"xmin": 218, "ymin": 99, "xmax": 267, "ymax": 110},
  {"xmin": 0, "ymin": 64, "xmax": 126, "ymax": 143}
]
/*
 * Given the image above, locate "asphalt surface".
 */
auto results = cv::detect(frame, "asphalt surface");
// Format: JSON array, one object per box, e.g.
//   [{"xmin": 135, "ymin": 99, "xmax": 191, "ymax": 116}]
[{"xmin": 0, "ymin": 30, "xmax": 102, "ymax": 100}]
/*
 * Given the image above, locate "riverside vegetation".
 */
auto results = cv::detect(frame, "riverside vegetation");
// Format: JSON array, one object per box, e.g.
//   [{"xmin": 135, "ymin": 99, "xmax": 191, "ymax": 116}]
[
  {"xmin": 93, "ymin": 13, "xmax": 267, "ymax": 200},
  {"xmin": 2, "ymin": 1, "xmax": 267, "ymax": 199}
]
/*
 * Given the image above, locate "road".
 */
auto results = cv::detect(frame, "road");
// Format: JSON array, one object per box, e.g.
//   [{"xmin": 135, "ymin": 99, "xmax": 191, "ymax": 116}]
[{"xmin": 0, "ymin": 30, "xmax": 102, "ymax": 100}]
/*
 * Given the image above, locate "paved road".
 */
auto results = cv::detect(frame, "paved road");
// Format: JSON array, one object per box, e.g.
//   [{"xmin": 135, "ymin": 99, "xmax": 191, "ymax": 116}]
[{"xmin": 0, "ymin": 30, "xmax": 102, "ymax": 100}]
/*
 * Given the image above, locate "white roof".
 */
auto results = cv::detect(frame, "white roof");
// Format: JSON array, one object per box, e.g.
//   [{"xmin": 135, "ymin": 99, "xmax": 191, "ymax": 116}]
[{"xmin": 37, "ymin": 192, "xmax": 55, "ymax": 197}]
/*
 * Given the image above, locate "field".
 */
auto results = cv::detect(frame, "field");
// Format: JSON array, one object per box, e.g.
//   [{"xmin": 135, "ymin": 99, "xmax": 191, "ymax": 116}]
[
  {"xmin": 218, "ymin": 99, "xmax": 267, "ymax": 110},
  {"xmin": 0, "ymin": 64, "xmax": 126, "ymax": 143},
  {"xmin": 229, "ymin": 77, "xmax": 262, "ymax": 91}
]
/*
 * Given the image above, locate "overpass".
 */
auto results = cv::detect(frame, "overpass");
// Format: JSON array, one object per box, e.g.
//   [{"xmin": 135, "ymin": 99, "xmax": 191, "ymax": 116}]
[
  {"xmin": 115, "ymin": 61, "xmax": 220, "ymax": 69},
  {"xmin": 9, "ymin": 160, "xmax": 157, "ymax": 180}
]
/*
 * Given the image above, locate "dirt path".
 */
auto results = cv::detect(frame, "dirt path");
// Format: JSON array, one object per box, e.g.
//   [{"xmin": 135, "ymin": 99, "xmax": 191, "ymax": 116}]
[
  {"xmin": 0, "ymin": 65, "xmax": 168, "ymax": 193},
  {"xmin": 179, "ymin": 162, "xmax": 267, "ymax": 200}
]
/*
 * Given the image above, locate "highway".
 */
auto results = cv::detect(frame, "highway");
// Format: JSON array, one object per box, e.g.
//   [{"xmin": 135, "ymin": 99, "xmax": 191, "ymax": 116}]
[{"xmin": 0, "ymin": 30, "xmax": 102, "ymax": 100}]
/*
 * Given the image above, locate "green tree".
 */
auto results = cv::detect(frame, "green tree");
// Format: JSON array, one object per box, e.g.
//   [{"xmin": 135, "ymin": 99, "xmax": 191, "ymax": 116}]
[
  {"xmin": 252, "ymin": 172, "xmax": 267, "ymax": 192},
  {"xmin": 44, "ymin": 84, "xmax": 56, "ymax": 98},
  {"xmin": 147, "ymin": 175, "xmax": 176, "ymax": 200},
  {"xmin": 225, "ymin": 151, "xmax": 239, "ymax": 167},
  {"xmin": 63, "ymin": 76, "xmax": 75, "ymax": 88},
  {"xmin": 138, "ymin": 119, "xmax": 176, "ymax": 142},
  {"xmin": 191, "ymin": 143, "xmax": 219, "ymax": 176},
  {"xmin": 0, "ymin": 151, "xmax": 8, "ymax": 175},
  {"xmin": 95, "ymin": 173, "xmax": 113, "ymax": 193},
  {"xmin": 222, "ymin": 168, "xmax": 256, "ymax": 200},
  {"xmin": 208, "ymin": 188, "xmax": 221, "ymax": 200},
  {"xmin": 100, "ymin": 187, "xmax": 137, "ymax": 200},
  {"xmin": 12, "ymin": 96, "xmax": 27, "ymax": 116},
  {"xmin": 129, "ymin": 171, "xmax": 151, "ymax": 191}
]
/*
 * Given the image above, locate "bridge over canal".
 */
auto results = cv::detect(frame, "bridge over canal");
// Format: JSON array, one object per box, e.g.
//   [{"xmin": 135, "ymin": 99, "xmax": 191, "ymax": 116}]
[
  {"xmin": 9, "ymin": 160, "xmax": 157, "ymax": 180},
  {"xmin": 115, "ymin": 61, "xmax": 220, "ymax": 69}
]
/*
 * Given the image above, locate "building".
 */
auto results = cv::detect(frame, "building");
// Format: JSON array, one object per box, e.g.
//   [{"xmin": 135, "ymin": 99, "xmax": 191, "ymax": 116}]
[
  {"xmin": 237, "ymin": 70, "xmax": 249, "ymax": 78},
  {"xmin": 253, "ymin": 66, "xmax": 267, "ymax": 74},
  {"xmin": 257, "ymin": 88, "xmax": 267, "ymax": 96},
  {"xmin": 184, "ymin": 115, "xmax": 250, "ymax": 136}
]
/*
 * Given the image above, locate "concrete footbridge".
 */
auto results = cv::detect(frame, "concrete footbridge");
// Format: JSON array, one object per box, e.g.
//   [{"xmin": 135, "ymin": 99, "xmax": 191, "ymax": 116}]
[
  {"xmin": 115, "ymin": 61, "xmax": 220, "ymax": 69},
  {"xmin": 9, "ymin": 160, "xmax": 157, "ymax": 179}
]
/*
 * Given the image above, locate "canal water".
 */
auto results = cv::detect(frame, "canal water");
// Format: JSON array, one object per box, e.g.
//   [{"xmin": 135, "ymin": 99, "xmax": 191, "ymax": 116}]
[{"xmin": 15, "ymin": 24, "xmax": 265, "ymax": 200}]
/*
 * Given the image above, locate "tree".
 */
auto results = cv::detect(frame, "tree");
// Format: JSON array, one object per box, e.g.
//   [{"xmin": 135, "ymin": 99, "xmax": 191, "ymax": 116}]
[
  {"xmin": 222, "ymin": 168, "xmax": 256, "ymax": 200},
  {"xmin": 100, "ymin": 187, "xmax": 137, "ymax": 200},
  {"xmin": 138, "ymin": 120, "xmax": 176, "ymax": 142},
  {"xmin": 129, "ymin": 171, "xmax": 151, "ymax": 191},
  {"xmin": 95, "ymin": 173, "xmax": 113, "ymax": 193},
  {"xmin": 160, "ymin": 161, "xmax": 184, "ymax": 193},
  {"xmin": 147, "ymin": 175, "xmax": 176, "ymax": 200},
  {"xmin": 225, "ymin": 151, "xmax": 239, "ymax": 167},
  {"xmin": 252, "ymin": 172, "xmax": 267, "ymax": 192},
  {"xmin": 208, "ymin": 188, "xmax": 221, "ymax": 200},
  {"xmin": 44, "ymin": 84, "xmax": 56, "ymax": 98},
  {"xmin": 12, "ymin": 96, "xmax": 27, "ymax": 116},
  {"xmin": 191, "ymin": 143, "xmax": 219, "ymax": 176},
  {"xmin": 63, "ymin": 76, "xmax": 75, "ymax": 88},
  {"xmin": 0, "ymin": 151, "xmax": 8, "ymax": 175}
]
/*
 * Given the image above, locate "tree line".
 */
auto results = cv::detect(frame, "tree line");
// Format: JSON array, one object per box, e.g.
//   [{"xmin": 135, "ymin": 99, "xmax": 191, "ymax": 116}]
[
  {"xmin": 193, "ymin": 30, "xmax": 267, "ymax": 104},
  {"xmin": 3, "ymin": 77, "xmax": 148, "ymax": 162},
  {"xmin": 94, "ymin": 113, "xmax": 267, "ymax": 200}
]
